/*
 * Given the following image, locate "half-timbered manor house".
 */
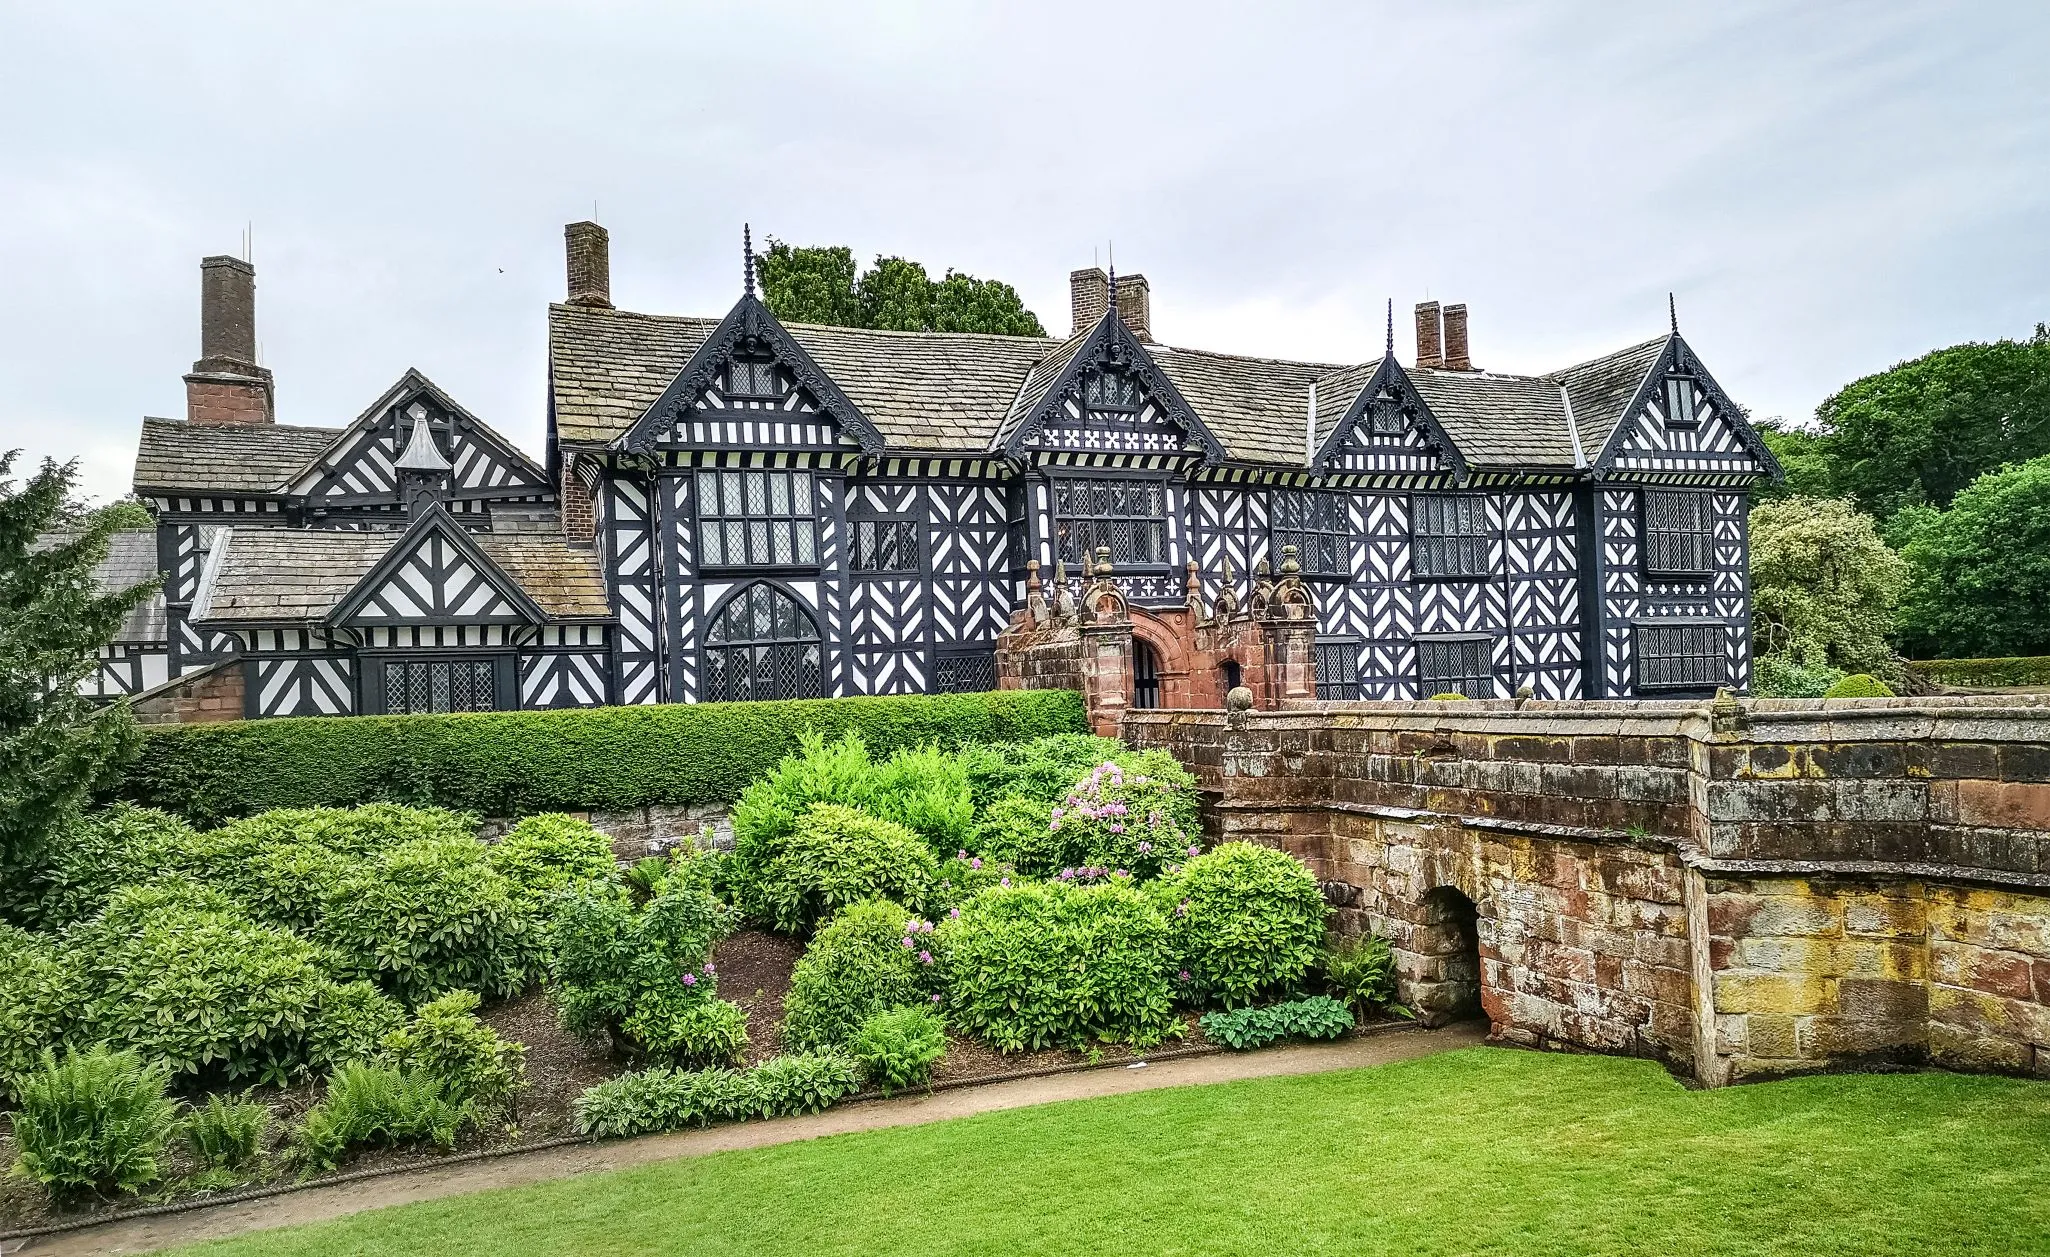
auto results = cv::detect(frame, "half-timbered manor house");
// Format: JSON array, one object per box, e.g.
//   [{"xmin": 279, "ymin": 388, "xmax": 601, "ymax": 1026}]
[{"xmin": 108, "ymin": 224, "xmax": 1779, "ymax": 719}]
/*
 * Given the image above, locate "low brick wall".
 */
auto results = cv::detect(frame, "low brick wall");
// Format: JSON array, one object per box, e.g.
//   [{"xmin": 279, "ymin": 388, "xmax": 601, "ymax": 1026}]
[
  {"xmin": 1126, "ymin": 695, "xmax": 2050, "ymax": 1084},
  {"xmin": 130, "ymin": 658, "xmax": 243, "ymax": 726}
]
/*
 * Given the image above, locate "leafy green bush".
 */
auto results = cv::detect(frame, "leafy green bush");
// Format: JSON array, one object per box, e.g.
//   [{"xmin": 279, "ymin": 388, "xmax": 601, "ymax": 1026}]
[
  {"xmin": 182, "ymin": 1095, "xmax": 270, "ymax": 1173},
  {"xmin": 1824, "ymin": 673, "xmax": 1896, "ymax": 698},
  {"xmin": 968, "ymin": 794, "xmax": 1061, "ymax": 872},
  {"xmin": 295, "ymin": 1063, "xmax": 475, "ymax": 1171},
  {"xmin": 939, "ymin": 881, "xmax": 1175, "ymax": 1053},
  {"xmin": 1153, "ymin": 843, "xmax": 1327, "ymax": 1008},
  {"xmin": 68, "ymin": 881, "xmax": 337, "ymax": 1085},
  {"xmin": 850, "ymin": 1005, "xmax": 947, "ymax": 1095},
  {"xmin": 7, "ymin": 1047, "xmax": 180, "ymax": 1194},
  {"xmin": 1899, "ymin": 455, "xmax": 2050, "ymax": 657},
  {"xmin": 1909, "ymin": 655, "xmax": 2050, "ymax": 688},
  {"xmin": 1748, "ymin": 496, "xmax": 1906, "ymax": 679},
  {"xmin": 484, "ymin": 813, "xmax": 617, "ymax": 905},
  {"xmin": 1319, "ymin": 934, "xmax": 1407, "ymax": 1018},
  {"xmin": 306, "ymin": 981, "xmax": 408, "ymax": 1071},
  {"xmin": 1045, "ymin": 753, "xmax": 1201, "ymax": 879},
  {"xmin": 742, "ymin": 1053, "xmax": 864, "ymax": 1117},
  {"xmin": 572, "ymin": 1065, "xmax": 752, "ymax": 1138},
  {"xmin": 780, "ymin": 899, "xmax": 934, "ymax": 1052},
  {"xmin": 744, "ymin": 802, "xmax": 938, "ymax": 936},
  {"xmin": 0, "ymin": 923, "xmax": 80, "ymax": 1093},
  {"xmin": 1754, "ymin": 651, "xmax": 1846, "ymax": 698},
  {"xmin": 128, "ymin": 691, "xmax": 1087, "ymax": 825},
  {"xmin": 960, "ymin": 733, "xmax": 1123, "ymax": 811},
  {"xmin": 925, "ymin": 850, "xmax": 1017, "ymax": 915},
  {"xmin": 1199, "ymin": 996, "xmax": 1355, "ymax": 1050},
  {"xmin": 381, "ymin": 990, "xmax": 526, "ymax": 1110},
  {"xmin": 10, "ymin": 804, "xmax": 194, "ymax": 931},
  {"xmin": 868, "ymin": 744, "xmax": 975, "ymax": 855},
  {"xmin": 550, "ymin": 879, "xmax": 736, "ymax": 1064},
  {"xmin": 317, "ymin": 836, "xmax": 546, "ymax": 1005},
  {"xmin": 730, "ymin": 730, "xmax": 881, "ymax": 884}
]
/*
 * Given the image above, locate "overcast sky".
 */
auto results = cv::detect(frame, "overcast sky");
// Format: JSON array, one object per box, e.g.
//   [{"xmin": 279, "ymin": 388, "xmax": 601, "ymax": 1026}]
[{"xmin": 3, "ymin": 1, "xmax": 2045, "ymax": 502}]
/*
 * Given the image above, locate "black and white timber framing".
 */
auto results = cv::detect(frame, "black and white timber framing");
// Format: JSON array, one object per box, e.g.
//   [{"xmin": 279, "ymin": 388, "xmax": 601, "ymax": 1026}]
[{"xmin": 115, "ymin": 242, "xmax": 1778, "ymax": 719}]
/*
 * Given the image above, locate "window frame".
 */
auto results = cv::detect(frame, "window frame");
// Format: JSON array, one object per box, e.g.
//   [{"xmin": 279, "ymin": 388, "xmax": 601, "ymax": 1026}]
[
  {"xmin": 724, "ymin": 356, "xmax": 783, "ymax": 401},
  {"xmin": 693, "ymin": 467, "xmax": 821, "ymax": 572},
  {"xmin": 701, "ymin": 582, "xmax": 825, "ymax": 703},
  {"xmin": 364, "ymin": 652, "xmax": 513, "ymax": 716},
  {"xmin": 1641, "ymin": 489, "xmax": 1714, "ymax": 578},
  {"xmin": 1633, "ymin": 620, "xmax": 1727, "ymax": 692},
  {"xmin": 1315, "ymin": 638, "xmax": 1362, "ymax": 701},
  {"xmin": 1661, "ymin": 375, "xmax": 1699, "ymax": 429},
  {"xmin": 1081, "ymin": 369, "xmax": 1144, "ymax": 414},
  {"xmin": 849, "ymin": 517, "xmax": 922, "ymax": 575},
  {"xmin": 933, "ymin": 649, "xmax": 998, "ymax": 695},
  {"xmin": 1271, "ymin": 489, "xmax": 1353, "ymax": 580},
  {"xmin": 1415, "ymin": 633, "xmax": 1495, "ymax": 699},
  {"xmin": 1410, "ymin": 492, "xmax": 1494, "ymax": 581},
  {"xmin": 1050, "ymin": 475, "xmax": 1171, "ymax": 573}
]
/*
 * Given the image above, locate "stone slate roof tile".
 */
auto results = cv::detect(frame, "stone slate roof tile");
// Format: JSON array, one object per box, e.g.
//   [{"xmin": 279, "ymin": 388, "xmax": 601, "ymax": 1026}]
[
  {"xmin": 133, "ymin": 417, "xmax": 340, "ymax": 495},
  {"xmin": 549, "ymin": 301, "xmax": 1676, "ymax": 471},
  {"xmin": 472, "ymin": 534, "xmax": 611, "ymax": 619},
  {"xmin": 194, "ymin": 528, "xmax": 390, "ymax": 623}
]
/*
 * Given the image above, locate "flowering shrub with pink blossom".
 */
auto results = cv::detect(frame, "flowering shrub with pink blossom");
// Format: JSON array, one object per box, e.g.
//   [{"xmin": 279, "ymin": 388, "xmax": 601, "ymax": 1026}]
[
  {"xmin": 937, "ymin": 881, "xmax": 1178, "ymax": 1052},
  {"xmin": 781, "ymin": 899, "xmax": 939, "ymax": 1051},
  {"xmin": 925, "ymin": 849, "xmax": 1018, "ymax": 914},
  {"xmin": 1046, "ymin": 751, "xmax": 1200, "ymax": 880}
]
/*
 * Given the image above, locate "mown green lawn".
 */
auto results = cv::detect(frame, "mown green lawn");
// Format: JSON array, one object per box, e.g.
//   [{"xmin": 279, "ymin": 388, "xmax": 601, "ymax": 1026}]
[{"xmin": 179, "ymin": 1047, "xmax": 2050, "ymax": 1257}]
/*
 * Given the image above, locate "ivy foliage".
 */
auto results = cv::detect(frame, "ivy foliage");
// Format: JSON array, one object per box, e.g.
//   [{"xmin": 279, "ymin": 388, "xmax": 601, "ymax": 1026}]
[
  {"xmin": 758, "ymin": 239, "xmax": 1047, "ymax": 337},
  {"xmin": 1, "ymin": 453, "xmax": 154, "ymax": 919}
]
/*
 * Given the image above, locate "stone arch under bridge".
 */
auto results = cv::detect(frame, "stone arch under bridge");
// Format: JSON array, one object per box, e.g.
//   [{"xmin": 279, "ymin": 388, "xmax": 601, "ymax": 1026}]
[{"xmin": 1125, "ymin": 694, "xmax": 2050, "ymax": 1086}]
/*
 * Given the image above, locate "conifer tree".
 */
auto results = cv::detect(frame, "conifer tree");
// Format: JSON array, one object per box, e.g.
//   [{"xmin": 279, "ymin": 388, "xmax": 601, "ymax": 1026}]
[{"xmin": 0, "ymin": 452, "xmax": 153, "ymax": 910}]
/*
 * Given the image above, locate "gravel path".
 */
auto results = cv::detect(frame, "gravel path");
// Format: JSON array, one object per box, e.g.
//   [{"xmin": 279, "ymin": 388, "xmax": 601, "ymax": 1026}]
[{"xmin": 21, "ymin": 1021, "xmax": 1488, "ymax": 1256}]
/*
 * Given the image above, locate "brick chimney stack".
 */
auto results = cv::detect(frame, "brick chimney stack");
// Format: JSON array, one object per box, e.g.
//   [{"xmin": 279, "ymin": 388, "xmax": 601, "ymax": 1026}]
[
  {"xmin": 1442, "ymin": 303, "xmax": 1472, "ymax": 371},
  {"xmin": 1414, "ymin": 301, "xmax": 1443, "ymax": 368},
  {"xmin": 564, "ymin": 221, "xmax": 613, "ymax": 309},
  {"xmin": 1070, "ymin": 267, "xmax": 1108, "ymax": 336},
  {"xmin": 1115, "ymin": 273, "xmax": 1152, "ymax": 342},
  {"xmin": 184, "ymin": 256, "xmax": 274, "ymax": 425}
]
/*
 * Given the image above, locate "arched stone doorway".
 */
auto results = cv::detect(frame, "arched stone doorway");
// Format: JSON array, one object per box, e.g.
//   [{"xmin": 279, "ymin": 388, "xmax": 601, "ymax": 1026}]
[
  {"xmin": 1413, "ymin": 885, "xmax": 1483, "ymax": 1027},
  {"xmin": 1131, "ymin": 637, "xmax": 1161, "ymax": 709}
]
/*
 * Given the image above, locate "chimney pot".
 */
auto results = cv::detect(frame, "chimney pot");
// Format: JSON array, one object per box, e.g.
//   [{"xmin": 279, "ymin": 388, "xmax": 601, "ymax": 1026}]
[
  {"xmin": 1442, "ymin": 303, "xmax": 1472, "ymax": 371},
  {"xmin": 185, "ymin": 254, "xmax": 274, "ymax": 425},
  {"xmin": 565, "ymin": 221, "xmax": 613, "ymax": 309},
  {"xmin": 1414, "ymin": 301, "xmax": 1443, "ymax": 368},
  {"xmin": 1115, "ymin": 273, "xmax": 1152, "ymax": 342},
  {"xmin": 1070, "ymin": 267, "xmax": 1108, "ymax": 337}
]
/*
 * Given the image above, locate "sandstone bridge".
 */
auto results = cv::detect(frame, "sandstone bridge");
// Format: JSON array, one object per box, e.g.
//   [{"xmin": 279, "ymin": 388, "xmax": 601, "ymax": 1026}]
[{"xmin": 1126, "ymin": 693, "xmax": 2050, "ymax": 1085}]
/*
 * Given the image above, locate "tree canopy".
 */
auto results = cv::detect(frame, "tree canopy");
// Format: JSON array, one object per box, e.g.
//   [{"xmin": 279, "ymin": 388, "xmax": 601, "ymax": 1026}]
[
  {"xmin": 1896, "ymin": 455, "xmax": 2050, "ymax": 659},
  {"xmin": 1804, "ymin": 326, "xmax": 2050, "ymax": 519},
  {"xmin": 1748, "ymin": 496, "xmax": 1905, "ymax": 680},
  {"xmin": 1, "ymin": 453, "xmax": 153, "ymax": 919},
  {"xmin": 758, "ymin": 241, "xmax": 1047, "ymax": 338}
]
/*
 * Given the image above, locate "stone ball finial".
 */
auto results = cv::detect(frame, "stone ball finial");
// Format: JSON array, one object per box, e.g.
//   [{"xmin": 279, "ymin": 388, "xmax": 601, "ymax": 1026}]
[
  {"xmin": 1093, "ymin": 545, "xmax": 1114, "ymax": 578},
  {"xmin": 1279, "ymin": 544, "xmax": 1301, "ymax": 577},
  {"xmin": 1226, "ymin": 686, "xmax": 1255, "ymax": 714}
]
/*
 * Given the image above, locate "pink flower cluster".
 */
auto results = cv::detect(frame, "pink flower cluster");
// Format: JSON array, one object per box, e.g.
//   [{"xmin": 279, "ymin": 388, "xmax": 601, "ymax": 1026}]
[
  {"xmin": 902, "ymin": 917, "xmax": 938, "ymax": 965},
  {"xmin": 1057, "ymin": 866, "xmax": 1132, "ymax": 884}
]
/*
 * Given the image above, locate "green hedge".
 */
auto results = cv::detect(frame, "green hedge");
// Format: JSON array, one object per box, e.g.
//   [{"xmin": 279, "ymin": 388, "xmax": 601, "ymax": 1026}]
[
  {"xmin": 123, "ymin": 691, "xmax": 1088, "ymax": 826},
  {"xmin": 1908, "ymin": 656, "xmax": 2050, "ymax": 689}
]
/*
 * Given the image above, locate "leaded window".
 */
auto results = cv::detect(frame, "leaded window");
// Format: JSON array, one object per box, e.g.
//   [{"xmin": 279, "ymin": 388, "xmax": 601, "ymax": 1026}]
[
  {"xmin": 1083, "ymin": 370, "xmax": 1142, "ymax": 412},
  {"xmin": 695, "ymin": 469, "xmax": 817, "ymax": 568},
  {"xmin": 382, "ymin": 658, "xmax": 499, "ymax": 715},
  {"xmin": 1417, "ymin": 636, "xmax": 1494, "ymax": 698},
  {"xmin": 1411, "ymin": 494, "xmax": 1491, "ymax": 579},
  {"xmin": 1053, "ymin": 479, "xmax": 1168, "ymax": 569},
  {"xmin": 1662, "ymin": 377, "xmax": 1698, "ymax": 428},
  {"xmin": 1643, "ymin": 490, "xmax": 1712, "ymax": 576},
  {"xmin": 850, "ymin": 519, "xmax": 919, "ymax": 573},
  {"xmin": 1366, "ymin": 389, "xmax": 1407, "ymax": 437},
  {"xmin": 726, "ymin": 357, "xmax": 781, "ymax": 399},
  {"xmin": 1272, "ymin": 490, "xmax": 1351, "ymax": 577},
  {"xmin": 934, "ymin": 650, "xmax": 997, "ymax": 694},
  {"xmin": 702, "ymin": 584, "xmax": 823, "ymax": 702},
  {"xmin": 1636, "ymin": 621, "xmax": 1725, "ymax": 690},
  {"xmin": 1316, "ymin": 639, "xmax": 1361, "ymax": 701}
]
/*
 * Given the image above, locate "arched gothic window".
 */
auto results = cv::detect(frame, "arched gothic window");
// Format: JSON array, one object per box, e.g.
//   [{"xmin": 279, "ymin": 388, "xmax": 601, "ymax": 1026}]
[{"xmin": 703, "ymin": 583, "xmax": 823, "ymax": 702}]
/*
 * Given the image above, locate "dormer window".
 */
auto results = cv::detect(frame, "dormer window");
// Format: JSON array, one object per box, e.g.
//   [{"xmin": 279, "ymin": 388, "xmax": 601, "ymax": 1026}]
[
  {"xmin": 1083, "ymin": 371, "xmax": 1142, "ymax": 412},
  {"xmin": 727, "ymin": 358, "xmax": 781, "ymax": 399},
  {"xmin": 1662, "ymin": 376, "xmax": 1699, "ymax": 428}
]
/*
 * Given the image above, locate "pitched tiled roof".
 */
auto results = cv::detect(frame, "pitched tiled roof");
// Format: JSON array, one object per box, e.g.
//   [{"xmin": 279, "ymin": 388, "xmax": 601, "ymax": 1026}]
[
  {"xmin": 473, "ymin": 534, "xmax": 610, "ymax": 619},
  {"xmin": 549, "ymin": 300, "xmax": 1679, "ymax": 472},
  {"xmin": 133, "ymin": 418, "xmax": 340, "ymax": 494},
  {"xmin": 192, "ymin": 528, "xmax": 391, "ymax": 623}
]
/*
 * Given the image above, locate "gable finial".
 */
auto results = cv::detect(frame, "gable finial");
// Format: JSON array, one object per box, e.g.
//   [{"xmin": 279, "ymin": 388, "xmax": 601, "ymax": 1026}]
[
  {"xmin": 1668, "ymin": 291, "xmax": 1677, "ymax": 335},
  {"xmin": 1385, "ymin": 298, "xmax": 1395, "ymax": 358},
  {"xmin": 1107, "ymin": 240, "xmax": 1118, "ymax": 320},
  {"xmin": 744, "ymin": 223, "xmax": 756, "ymax": 298}
]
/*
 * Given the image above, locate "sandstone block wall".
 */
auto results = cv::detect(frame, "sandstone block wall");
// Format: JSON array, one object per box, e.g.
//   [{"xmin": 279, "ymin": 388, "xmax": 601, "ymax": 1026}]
[
  {"xmin": 1127, "ymin": 695, "xmax": 2050, "ymax": 1084},
  {"xmin": 130, "ymin": 658, "xmax": 244, "ymax": 725}
]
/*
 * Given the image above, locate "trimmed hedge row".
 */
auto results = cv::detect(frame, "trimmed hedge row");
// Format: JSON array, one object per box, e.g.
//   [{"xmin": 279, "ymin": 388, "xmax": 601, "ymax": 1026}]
[
  {"xmin": 1909, "ymin": 656, "xmax": 2050, "ymax": 689},
  {"xmin": 123, "ymin": 691, "xmax": 1088, "ymax": 825}
]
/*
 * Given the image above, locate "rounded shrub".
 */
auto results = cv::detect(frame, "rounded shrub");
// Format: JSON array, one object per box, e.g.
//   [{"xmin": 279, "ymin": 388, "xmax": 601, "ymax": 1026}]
[
  {"xmin": 1824, "ymin": 673, "xmax": 1896, "ymax": 698},
  {"xmin": 317, "ymin": 837, "xmax": 546, "ymax": 1005},
  {"xmin": 970, "ymin": 794, "xmax": 1064, "ymax": 874},
  {"xmin": 10, "ymin": 804, "xmax": 194, "ymax": 930},
  {"xmin": 745, "ymin": 803, "xmax": 938, "ymax": 935},
  {"xmin": 959, "ymin": 733, "xmax": 1124, "ymax": 811},
  {"xmin": 381, "ymin": 989, "xmax": 527, "ymax": 1110},
  {"xmin": 1429, "ymin": 692, "xmax": 1470, "ymax": 701},
  {"xmin": 484, "ymin": 812, "xmax": 618, "ymax": 905},
  {"xmin": 307, "ymin": 980, "xmax": 408, "ymax": 1071},
  {"xmin": 925, "ymin": 850, "xmax": 1018, "ymax": 915},
  {"xmin": 1046, "ymin": 753, "xmax": 1200, "ymax": 879},
  {"xmin": 549, "ymin": 879, "xmax": 736, "ymax": 1064},
  {"xmin": 1153, "ymin": 842, "xmax": 1327, "ymax": 1008},
  {"xmin": 938, "ymin": 881, "xmax": 1175, "ymax": 1052},
  {"xmin": 868, "ymin": 744, "xmax": 975, "ymax": 855},
  {"xmin": 0, "ymin": 923, "xmax": 82, "ymax": 1094},
  {"xmin": 780, "ymin": 898, "xmax": 934, "ymax": 1052}
]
